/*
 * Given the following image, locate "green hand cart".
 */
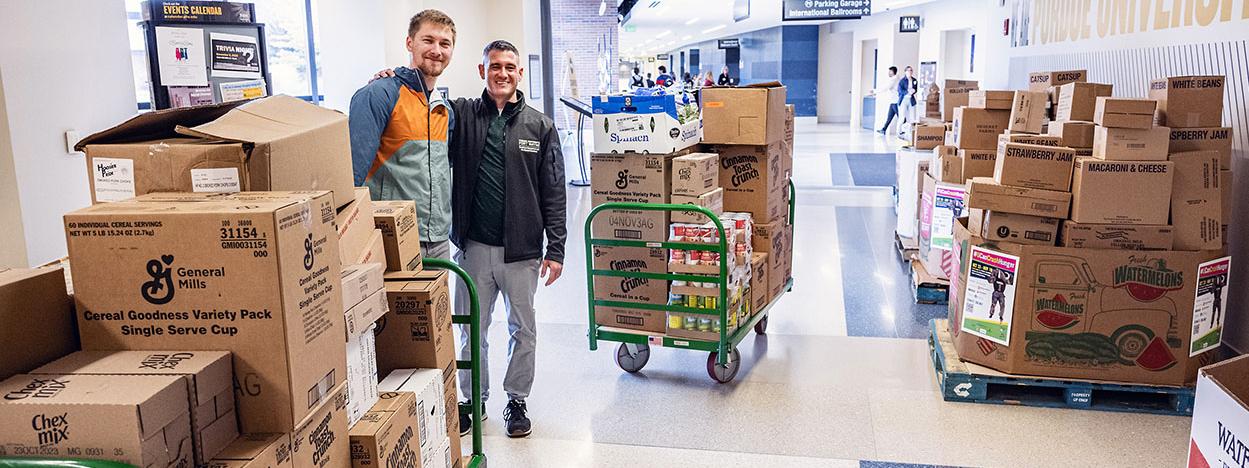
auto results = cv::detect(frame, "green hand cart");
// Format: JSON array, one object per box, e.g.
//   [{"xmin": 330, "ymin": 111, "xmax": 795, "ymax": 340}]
[
  {"xmin": 585, "ymin": 183, "xmax": 795, "ymax": 383},
  {"xmin": 429, "ymin": 257, "xmax": 488, "ymax": 468},
  {"xmin": 0, "ymin": 258, "xmax": 489, "ymax": 468}
]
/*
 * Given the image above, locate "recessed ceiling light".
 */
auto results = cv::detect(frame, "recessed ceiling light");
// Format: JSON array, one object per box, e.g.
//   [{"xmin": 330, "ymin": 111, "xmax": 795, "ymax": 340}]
[
  {"xmin": 702, "ymin": 24, "xmax": 726, "ymax": 34},
  {"xmin": 680, "ymin": 35, "xmax": 692, "ymax": 41},
  {"xmin": 656, "ymin": 31, "xmax": 672, "ymax": 38},
  {"xmin": 685, "ymin": 17, "xmax": 700, "ymax": 25}
]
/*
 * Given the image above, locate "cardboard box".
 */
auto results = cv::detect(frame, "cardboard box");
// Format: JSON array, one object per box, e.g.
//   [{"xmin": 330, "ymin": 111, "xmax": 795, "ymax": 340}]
[
  {"xmin": 1028, "ymin": 70, "xmax": 1087, "ymax": 91},
  {"xmin": 591, "ymin": 92, "xmax": 701, "ymax": 154},
  {"xmin": 959, "ymin": 149, "xmax": 997, "ymax": 179},
  {"xmin": 31, "ymin": 350, "xmax": 236, "ymax": 465},
  {"xmin": 341, "ymin": 263, "xmax": 385, "ymax": 318},
  {"xmin": 783, "ymin": 104, "xmax": 795, "ymax": 177},
  {"xmin": 1188, "ymin": 355, "xmax": 1249, "ymax": 468},
  {"xmin": 941, "ymin": 79, "xmax": 979, "ymax": 121},
  {"xmin": 346, "ymin": 324, "xmax": 379, "ymax": 428},
  {"xmin": 994, "ymin": 143, "xmax": 1076, "ymax": 191},
  {"xmin": 290, "ymin": 381, "xmax": 349, "ymax": 468},
  {"xmin": 1059, "ymin": 222, "xmax": 1174, "ymax": 250},
  {"xmin": 0, "ymin": 373, "xmax": 191, "ymax": 466},
  {"xmin": 994, "ymin": 142, "xmax": 1074, "ymax": 190},
  {"xmin": 1070, "ymin": 158, "xmax": 1173, "ymax": 225},
  {"xmin": 948, "ymin": 218, "xmax": 1224, "ymax": 386},
  {"xmin": 1222, "ymin": 170, "xmax": 1234, "ymax": 245},
  {"xmin": 750, "ymin": 252, "xmax": 769, "ymax": 313},
  {"xmin": 0, "ymin": 266, "xmax": 77, "ymax": 382},
  {"xmin": 966, "ymin": 177, "xmax": 1071, "ymax": 218},
  {"xmin": 591, "ymin": 153, "xmax": 673, "ymax": 244},
  {"xmin": 895, "ymin": 149, "xmax": 930, "ymax": 239},
  {"xmin": 65, "ymin": 191, "xmax": 345, "ymax": 433},
  {"xmin": 1094, "ymin": 97, "xmax": 1157, "ymax": 129},
  {"xmin": 968, "ymin": 90, "xmax": 1014, "ymax": 110},
  {"xmin": 981, "ymin": 211, "xmax": 1059, "ymax": 246},
  {"xmin": 372, "ymin": 201, "xmax": 423, "ymax": 272},
  {"xmin": 1047, "ymin": 120, "xmax": 1096, "ymax": 148},
  {"xmin": 952, "ymin": 107, "xmax": 1010, "ymax": 150},
  {"xmin": 377, "ymin": 369, "xmax": 449, "ymax": 462},
  {"xmin": 710, "ymin": 143, "xmax": 788, "ymax": 223},
  {"xmin": 1169, "ymin": 127, "xmax": 1233, "ymax": 171},
  {"xmin": 968, "ymin": 208, "xmax": 985, "ymax": 235},
  {"xmin": 919, "ymin": 174, "xmax": 969, "ymax": 280},
  {"xmin": 670, "ymin": 187, "xmax": 724, "ymax": 224},
  {"xmin": 1054, "ymin": 82, "xmax": 1113, "ymax": 122},
  {"xmin": 1149, "ymin": 75, "xmax": 1225, "ymax": 128},
  {"xmin": 1170, "ymin": 151, "xmax": 1222, "ymax": 250},
  {"xmin": 670, "ymin": 152, "xmax": 719, "ymax": 196},
  {"xmin": 76, "ymin": 95, "xmax": 355, "ymax": 207},
  {"xmin": 344, "ymin": 285, "xmax": 387, "ymax": 343},
  {"xmin": 999, "ymin": 133, "xmax": 1063, "ymax": 147},
  {"xmin": 701, "ymin": 83, "xmax": 787, "ymax": 145},
  {"xmin": 1092, "ymin": 126, "xmax": 1170, "ymax": 161},
  {"xmin": 591, "ymin": 244, "xmax": 669, "ymax": 310},
  {"xmin": 932, "ymin": 149, "xmax": 964, "ymax": 184},
  {"xmin": 1008, "ymin": 91, "xmax": 1049, "ymax": 134},
  {"xmin": 336, "ymin": 188, "xmax": 375, "ymax": 266},
  {"xmin": 769, "ymin": 224, "xmax": 793, "ymax": 300},
  {"xmin": 356, "ymin": 229, "xmax": 387, "ymax": 267},
  {"xmin": 912, "ymin": 121, "xmax": 946, "ymax": 150},
  {"xmin": 439, "ymin": 372, "xmax": 461, "ymax": 468},
  {"xmin": 349, "ymin": 392, "xmax": 422, "ymax": 468},
  {"xmin": 208, "ymin": 433, "xmax": 293, "ymax": 468},
  {"xmin": 376, "ymin": 270, "xmax": 455, "ymax": 380}
]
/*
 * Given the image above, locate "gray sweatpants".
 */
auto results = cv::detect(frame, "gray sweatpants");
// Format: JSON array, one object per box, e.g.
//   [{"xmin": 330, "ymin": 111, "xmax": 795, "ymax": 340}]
[
  {"xmin": 454, "ymin": 240, "xmax": 540, "ymax": 402},
  {"xmin": 421, "ymin": 240, "xmax": 452, "ymax": 260}
]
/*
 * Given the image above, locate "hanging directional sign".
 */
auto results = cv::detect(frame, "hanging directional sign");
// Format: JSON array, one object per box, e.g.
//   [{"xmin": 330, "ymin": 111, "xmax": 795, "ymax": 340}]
[{"xmin": 781, "ymin": 0, "xmax": 872, "ymax": 21}]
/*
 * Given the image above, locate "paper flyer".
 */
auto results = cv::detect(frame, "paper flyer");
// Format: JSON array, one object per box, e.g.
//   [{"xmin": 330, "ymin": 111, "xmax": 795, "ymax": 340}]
[
  {"xmin": 219, "ymin": 79, "xmax": 267, "ymax": 102},
  {"xmin": 1190, "ymin": 256, "xmax": 1231, "ymax": 356},
  {"xmin": 210, "ymin": 32, "xmax": 261, "ymax": 78},
  {"xmin": 168, "ymin": 86, "xmax": 214, "ymax": 108},
  {"xmin": 961, "ymin": 246, "xmax": 1019, "ymax": 346},
  {"xmin": 155, "ymin": 27, "xmax": 208, "ymax": 86},
  {"xmin": 931, "ymin": 184, "xmax": 966, "ymax": 251}
]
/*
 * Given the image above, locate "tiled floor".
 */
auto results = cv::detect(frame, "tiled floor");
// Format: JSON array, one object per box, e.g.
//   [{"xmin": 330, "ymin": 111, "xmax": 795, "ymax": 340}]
[{"xmin": 453, "ymin": 121, "xmax": 1192, "ymax": 467}]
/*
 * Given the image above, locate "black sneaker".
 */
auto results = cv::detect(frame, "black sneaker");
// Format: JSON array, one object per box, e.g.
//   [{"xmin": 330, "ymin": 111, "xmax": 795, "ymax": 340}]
[
  {"xmin": 458, "ymin": 401, "xmax": 487, "ymax": 436},
  {"xmin": 504, "ymin": 399, "xmax": 531, "ymax": 438}
]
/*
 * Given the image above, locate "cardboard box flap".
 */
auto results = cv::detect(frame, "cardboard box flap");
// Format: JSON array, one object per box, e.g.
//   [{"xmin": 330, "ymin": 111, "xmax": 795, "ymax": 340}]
[
  {"xmin": 31, "ymin": 350, "xmax": 233, "ymax": 407},
  {"xmin": 67, "ymin": 192, "xmax": 316, "ymax": 214},
  {"xmin": 1204, "ymin": 354, "xmax": 1249, "ymax": 406},
  {"xmin": 213, "ymin": 433, "xmax": 289, "ymax": 460},
  {"xmin": 382, "ymin": 269, "xmax": 445, "ymax": 287},
  {"xmin": 369, "ymin": 390, "xmax": 415, "ymax": 413},
  {"xmin": 746, "ymin": 81, "xmax": 783, "ymax": 88},
  {"xmin": 75, "ymin": 101, "xmax": 243, "ymax": 151},
  {"xmin": 177, "ymin": 95, "xmax": 345, "ymax": 145}
]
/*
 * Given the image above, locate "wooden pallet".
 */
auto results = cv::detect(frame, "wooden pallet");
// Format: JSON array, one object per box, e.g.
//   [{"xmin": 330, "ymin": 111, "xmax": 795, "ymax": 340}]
[
  {"xmin": 928, "ymin": 319, "xmax": 1195, "ymax": 416},
  {"xmin": 894, "ymin": 233, "xmax": 918, "ymax": 264},
  {"xmin": 910, "ymin": 259, "xmax": 949, "ymax": 305}
]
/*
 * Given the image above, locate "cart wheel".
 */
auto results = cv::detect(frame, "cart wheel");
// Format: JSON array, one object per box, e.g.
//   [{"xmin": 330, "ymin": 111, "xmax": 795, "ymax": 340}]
[
  {"xmin": 615, "ymin": 342, "xmax": 650, "ymax": 373},
  {"xmin": 754, "ymin": 315, "xmax": 769, "ymax": 335},
  {"xmin": 706, "ymin": 348, "xmax": 741, "ymax": 383}
]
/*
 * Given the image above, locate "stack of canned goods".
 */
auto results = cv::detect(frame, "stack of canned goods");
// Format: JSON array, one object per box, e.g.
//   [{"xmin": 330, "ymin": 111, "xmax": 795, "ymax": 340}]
[
  {"xmin": 668, "ymin": 291, "xmax": 718, "ymax": 309},
  {"xmin": 666, "ymin": 313, "xmax": 722, "ymax": 334}
]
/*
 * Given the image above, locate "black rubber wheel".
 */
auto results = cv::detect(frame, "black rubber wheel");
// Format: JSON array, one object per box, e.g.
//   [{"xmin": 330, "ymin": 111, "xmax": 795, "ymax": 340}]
[
  {"xmin": 706, "ymin": 348, "xmax": 741, "ymax": 383},
  {"xmin": 615, "ymin": 342, "xmax": 650, "ymax": 373},
  {"xmin": 754, "ymin": 315, "xmax": 769, "ymax": 335}
]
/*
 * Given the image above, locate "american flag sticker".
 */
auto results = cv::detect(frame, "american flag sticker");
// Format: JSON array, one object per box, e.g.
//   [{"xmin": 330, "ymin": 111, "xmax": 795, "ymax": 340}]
[{"xmin": 977, "ymin": 338, "xmax": 997, "ymax": 356}]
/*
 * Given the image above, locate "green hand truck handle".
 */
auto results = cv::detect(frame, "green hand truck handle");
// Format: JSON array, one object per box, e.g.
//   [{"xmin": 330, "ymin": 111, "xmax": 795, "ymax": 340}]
[
  {"xmin": 423, "ymin": 257, "xmax": 487, "ymax": 468},
  {"xmin": 0, "ymin": 459, "xmax": 136, "ymax": 468}
]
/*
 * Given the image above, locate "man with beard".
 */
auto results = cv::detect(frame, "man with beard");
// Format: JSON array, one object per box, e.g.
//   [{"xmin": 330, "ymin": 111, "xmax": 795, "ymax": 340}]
[{"xmin": 349, "ymin": 9, "xmax": 457, "ymax": 259}]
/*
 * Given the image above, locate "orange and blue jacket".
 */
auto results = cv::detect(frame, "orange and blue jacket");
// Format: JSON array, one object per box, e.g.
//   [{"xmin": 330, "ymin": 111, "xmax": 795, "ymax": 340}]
[{"xmin": 349, "ymin": 66, "xmax": 453, "ymax": 242}]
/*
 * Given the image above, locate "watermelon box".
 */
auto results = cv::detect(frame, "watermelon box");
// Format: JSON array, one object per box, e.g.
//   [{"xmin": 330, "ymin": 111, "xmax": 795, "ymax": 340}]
[
  {"xmin": 947, "ymin": 217, "xmax": 1227, "ymax": 386},
  {"xmin": 1188, "ymin": 355, "xmax": 1249, "ymax": 468}
]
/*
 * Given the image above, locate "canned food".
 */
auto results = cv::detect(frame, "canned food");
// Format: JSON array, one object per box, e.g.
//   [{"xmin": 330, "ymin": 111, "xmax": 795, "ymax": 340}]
[
  {"xmin": 669, "ymin": 293, "xmax": 685, "ymax": 305},
  {"xmin": 698, "ymin": 318, "xmax": 712, "ymax": 332},
  {"xmin": 713, "ymin": 319, "xmax": 722, "ymax": 333},
  {"xmin": 704, "ymin": 296, "xmax": 718, "ymax": 310},
  {"xmin": 668, "ymin": 314, "xmax": 683, "ymax": 330},
  {"xmin": 670, "ymin": 248, "xmax": 685, "ymax": 262},
  {"xmin": 683, "ymin": 316, "xmax": 698, "ymax": 330},
  {"xmin": 685, "ymin": 294, "xmax": 698, "ymax": 309}
]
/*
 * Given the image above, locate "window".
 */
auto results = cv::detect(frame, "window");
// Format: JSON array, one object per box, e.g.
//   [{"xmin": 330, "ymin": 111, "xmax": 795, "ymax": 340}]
[
  {"xmin": 1036, "ymin": 263, "xmax": 1081, "ymax": 287},
  {"xmin": 124, "ymin": 0, "xmax": 322, "ymax": 109}
]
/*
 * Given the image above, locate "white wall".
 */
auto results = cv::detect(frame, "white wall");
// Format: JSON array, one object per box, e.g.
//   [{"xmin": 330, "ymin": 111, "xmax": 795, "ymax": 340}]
[
  {"xmin": 817, "ymin": 27, "xmax": 853, "ymax": 123},
  {"xmin": 0, "ymin": 0, "xmax": 137, "ymax": 267},
  {"xmin": 318, "ymin": 0, "xmax": 539, "ymax": 109}
]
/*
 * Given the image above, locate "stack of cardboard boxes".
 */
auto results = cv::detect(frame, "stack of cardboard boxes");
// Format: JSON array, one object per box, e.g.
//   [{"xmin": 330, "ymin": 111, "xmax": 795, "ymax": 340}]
[
  {"xmin": 0, "ymin": 95, "xmax": 462, "ymax": 468},
  {"xmin": 945, "ymin": 73, "xmax": 1233, "ymax": 387},
  {"xmin": 589, "ymin": 83, "xmax": 795, "ymax": 336}
]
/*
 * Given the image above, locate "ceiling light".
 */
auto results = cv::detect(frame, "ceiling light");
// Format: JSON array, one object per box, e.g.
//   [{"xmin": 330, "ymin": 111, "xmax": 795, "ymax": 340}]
[
  {"xmin": 680, "ymin": 35, "xmax": 692, "ymax": 41},
  {"xmin": 599, "ymin": 0, "xmax": 606, "ymax": 16},
  {"xmin": 656, "ymin": 31, "xmax": 671, "ymax": 38},
  {"xmin": 702, "ymin": 24, "xmax": 726, "ymax": 34},
  {"xmin": 684, "ymin": 17, "xmax": 700, "ymax": 25}
]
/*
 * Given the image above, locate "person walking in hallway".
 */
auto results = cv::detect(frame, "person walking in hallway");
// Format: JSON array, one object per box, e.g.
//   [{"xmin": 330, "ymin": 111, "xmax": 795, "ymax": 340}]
[{"xmin": 877, "ymin": 66, "xmax": 903, "ymax": 134}]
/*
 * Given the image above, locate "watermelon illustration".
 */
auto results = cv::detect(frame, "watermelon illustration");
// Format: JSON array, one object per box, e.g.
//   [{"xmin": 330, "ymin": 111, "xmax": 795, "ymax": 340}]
[
  {"xmin": 1036, "ymin": 310, "xmax": 1079, "ymax": 330},
  {"xmin": 1134, "ymin": 336, "xmax": 1178, "ymax": 371},
  {"xmin": 1124, "ymin": 283, "xmax": 1170, "ymax": 302}
]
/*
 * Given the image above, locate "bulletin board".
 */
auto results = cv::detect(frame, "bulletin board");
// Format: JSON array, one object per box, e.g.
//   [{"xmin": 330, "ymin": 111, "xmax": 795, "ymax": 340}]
[{"xmin": 140, "ymin": 0, "xmax": 273, "ymax": 109}]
